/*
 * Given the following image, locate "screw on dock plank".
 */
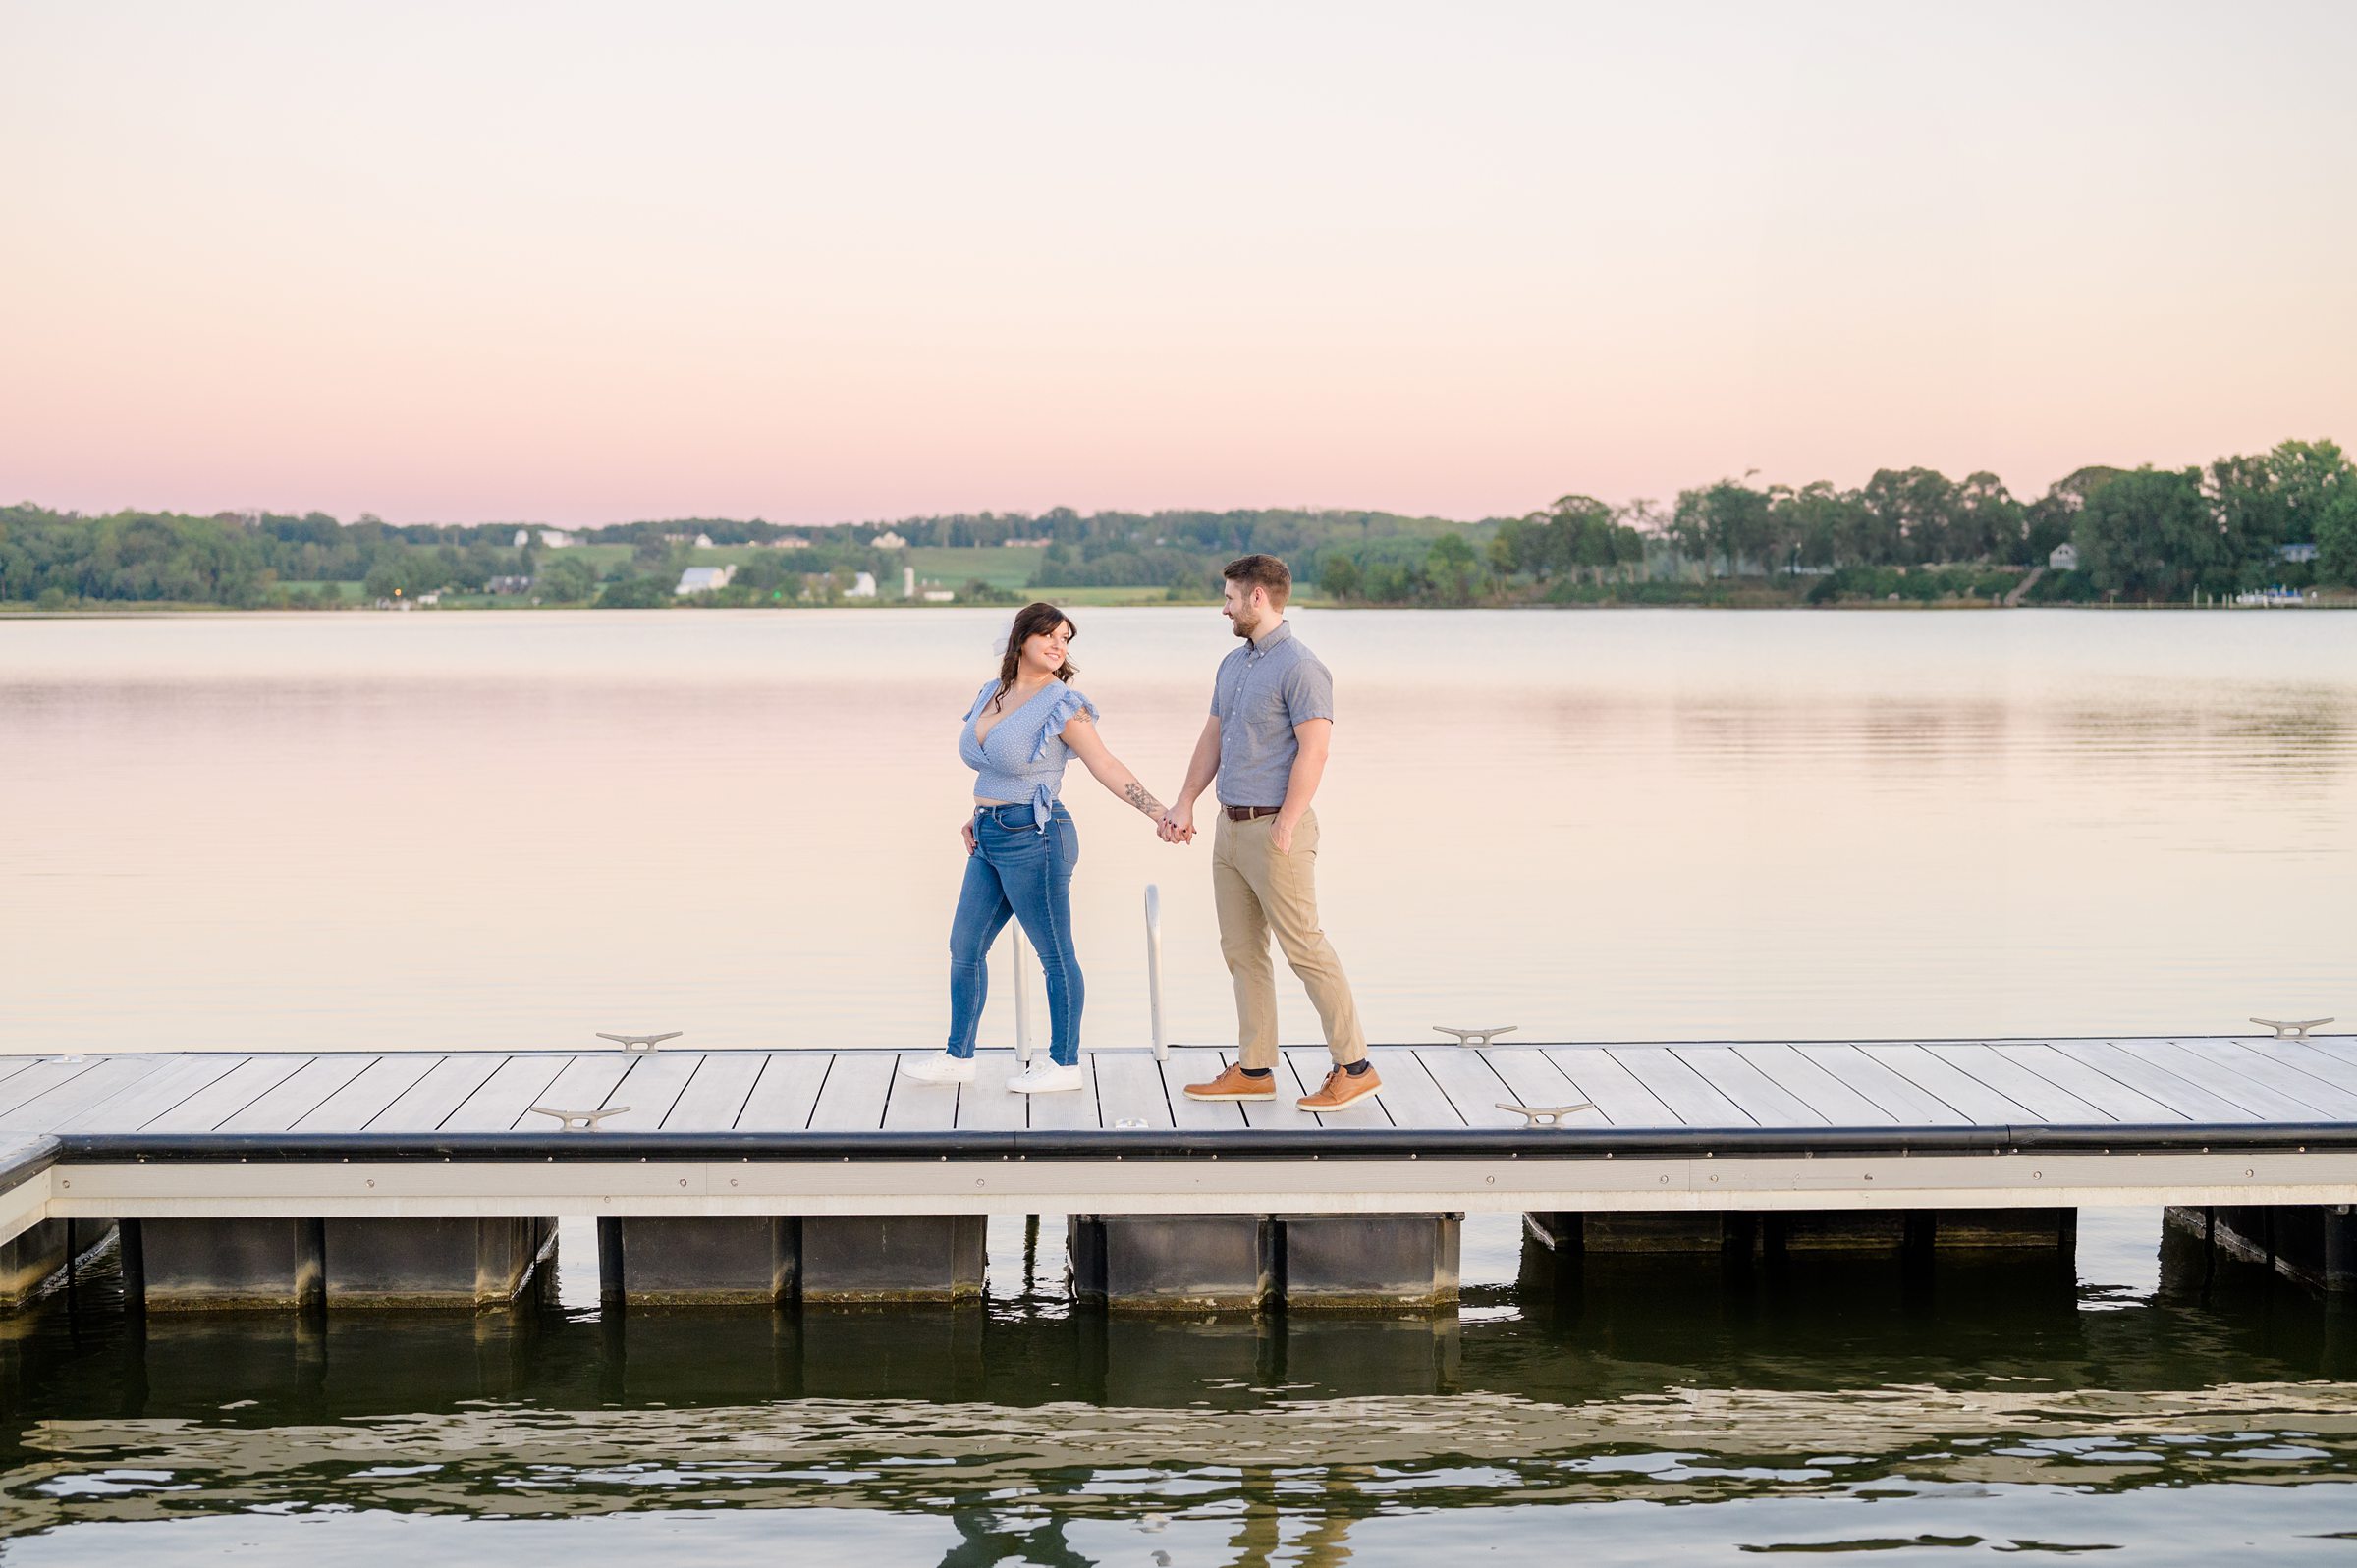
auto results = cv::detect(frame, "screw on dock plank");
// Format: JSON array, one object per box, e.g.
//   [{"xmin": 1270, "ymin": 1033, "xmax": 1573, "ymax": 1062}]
[
  {"xmin": 1435, "ymin": 1025, "xmax": 1517, "ymax": 1049},
  {"xmin": 528, "ymin": 1105, "xmax": 631, "ymax": 1130},
  {"xmin": 2251, "ymin": 1016, "xmax": 2334, "ymax": 1040},
  {"xmin": 1498, "ymin": 1101, "xmax": 1595, "ymax": 1127},
  {"xmin": 596, "ymin": 1031, "xmax": 683, "ymax": 1053}
]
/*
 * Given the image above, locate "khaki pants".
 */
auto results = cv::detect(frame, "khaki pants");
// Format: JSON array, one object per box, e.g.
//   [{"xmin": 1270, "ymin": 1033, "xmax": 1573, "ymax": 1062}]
[{"xmin": 1211, "ymin": 808, "xmax": 1366, "ymax": 1069}]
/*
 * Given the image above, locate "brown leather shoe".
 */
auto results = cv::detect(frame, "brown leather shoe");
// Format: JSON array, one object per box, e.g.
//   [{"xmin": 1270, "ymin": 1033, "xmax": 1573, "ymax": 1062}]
[
  {"xmin": 1297, "ymin": 1064, "xmax": 1382, "ymax": 1111},
  {"xmin": 1182, "ymin": 1063, "xmax": 1278, "ymax": 1102}
]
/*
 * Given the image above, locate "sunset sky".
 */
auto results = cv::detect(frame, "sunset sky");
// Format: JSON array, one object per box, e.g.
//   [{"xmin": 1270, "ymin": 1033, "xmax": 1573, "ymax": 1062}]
[{"xmin": 4, "ymin": 1, "xmax": 2351, "ymax": 527}]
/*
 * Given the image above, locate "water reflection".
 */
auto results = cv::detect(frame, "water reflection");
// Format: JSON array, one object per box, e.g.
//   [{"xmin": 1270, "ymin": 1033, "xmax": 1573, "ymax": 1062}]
[{"xmin": 6, "ymin": 1235, "xmax": 2355, "ymax": 1543}]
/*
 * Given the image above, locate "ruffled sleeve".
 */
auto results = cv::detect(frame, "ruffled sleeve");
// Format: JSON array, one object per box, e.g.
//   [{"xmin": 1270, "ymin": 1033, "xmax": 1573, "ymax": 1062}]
[{"xmin": 1029, "ymin": 685, "xmax": 1100, "ymax": 763}]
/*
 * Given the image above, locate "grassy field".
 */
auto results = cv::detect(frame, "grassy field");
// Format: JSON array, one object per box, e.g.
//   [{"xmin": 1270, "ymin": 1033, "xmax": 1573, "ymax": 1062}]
[{"xmin": 906, "ymin": 546, "xmax": 1043, "ymax": 591}]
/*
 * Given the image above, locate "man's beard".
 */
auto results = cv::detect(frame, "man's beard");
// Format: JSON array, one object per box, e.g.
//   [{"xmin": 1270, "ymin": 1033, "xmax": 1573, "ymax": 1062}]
[{"xmin": 1229, "ymin": 607, "xmax": 1261, "ymax": 638}]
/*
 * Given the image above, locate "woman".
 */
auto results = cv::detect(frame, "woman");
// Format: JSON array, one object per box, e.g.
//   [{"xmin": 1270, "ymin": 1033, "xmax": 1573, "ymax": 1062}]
[{"xmin": 904, "ymin": 602, "xmax": 1171, "ymax": 1093}]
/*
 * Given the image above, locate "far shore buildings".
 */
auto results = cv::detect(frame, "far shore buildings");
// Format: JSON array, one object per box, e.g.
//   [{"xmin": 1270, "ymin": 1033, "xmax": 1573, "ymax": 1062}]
[
  {"xmin": 2048, "ymin": 542, "xmax": 2080, "ymax": 571},
  {"xmin": 870, "ymin": 531, "xmax": 908, "ymax": 550},
  {"xmin": 514, "ymin": 527, "xmax": 578, "ymax": 550},
  {"xmin": 675, "ymin": 564, "xmax": 738, "ymax": 596},
  {"xmin": 847, "ymin": 571, "xmax": 879, "ymax": 598}
]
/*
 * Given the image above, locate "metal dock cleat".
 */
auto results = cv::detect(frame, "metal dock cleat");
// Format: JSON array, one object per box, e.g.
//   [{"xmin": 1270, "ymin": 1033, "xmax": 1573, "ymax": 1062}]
[
  {"xmin": 596, "ymin": 1031, "xmax": 683, "ymax": 1053},
  {"xmin": 2252, "ymin": 1017, "xmax": 2335, "ymax": 1040},
  {"xmin": 1435, "ymin": 1025, "xmax": 1518, "ymax": 1048},
  {"xmin": 528, "ymin": 1105, "xmax": 631, "ymax": 1131},
  {"xmin": 1498, "ymin": 1101, "xmax": 1594, "ymax": 1127}
]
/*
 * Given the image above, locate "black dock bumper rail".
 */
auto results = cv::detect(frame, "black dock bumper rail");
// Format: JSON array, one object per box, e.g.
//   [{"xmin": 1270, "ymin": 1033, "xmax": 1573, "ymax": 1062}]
[{"xmin": 45, "ymin": 1122, "xmax": 2357, "ymax": 1165}]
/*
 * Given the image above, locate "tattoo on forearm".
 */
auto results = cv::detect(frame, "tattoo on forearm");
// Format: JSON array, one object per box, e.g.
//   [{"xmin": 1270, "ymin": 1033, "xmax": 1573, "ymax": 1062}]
[{"xmin": 1124, "ymin": 781, "xmax": 1166, "ymax": 818}]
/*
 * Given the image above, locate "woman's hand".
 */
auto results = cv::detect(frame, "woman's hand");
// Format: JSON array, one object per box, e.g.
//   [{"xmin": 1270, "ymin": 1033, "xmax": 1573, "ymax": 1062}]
[{"xmin": 960, "ymin": 817, "xmax": 978, "ymax": 856}]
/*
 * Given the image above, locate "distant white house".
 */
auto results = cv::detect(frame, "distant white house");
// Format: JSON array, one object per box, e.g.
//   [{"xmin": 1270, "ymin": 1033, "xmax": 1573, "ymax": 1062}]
[
  {"xmin": 540, "ymin": 529, "xmax": 577, "ymax": 550},
  {"xmin": 1001, "ymin": 537, "xmax": 1051, "ymax": 548},
  {"xmin": 675, "ymin": 564, "xmax": 738, "ymax": 596},
  {"xmin": 694, "ymin": 533, "xmax": 715, "ymax": 550},
  {"xmin": 2278, "ymin": 542, "xmax": 2320, "ymax": 564},
  {"xmin": 2048, "ymin": 542, "xmax": 2080, "ymax": 571},
  {"xmin": 767, "ymin": 535, "xmax": 810, "ymax": 550},
  {"xmin": 513, "ymin": 529, "xmax": 530, "ymax": 549},
  {"xmin": 921, "ymin": 588, "xmax": 957, "ymax": 602},
  {"xmin": 871, "ymin": 531, "xmax": 908, "ymax": 550},
  {"xmin": 847, "ymin": 570, "xmax": 879, "ymax": 598}
]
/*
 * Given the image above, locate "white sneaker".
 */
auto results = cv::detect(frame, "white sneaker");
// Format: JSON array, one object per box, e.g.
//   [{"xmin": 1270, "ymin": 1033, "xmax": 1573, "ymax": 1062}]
[
  {"xmin": 1006, "ymin": 1062, "xmax": 1086, "ymax": 1094},
  {"xmin": 901, "ymin": 1054, "xmax": 976, "ymax": 1085}
]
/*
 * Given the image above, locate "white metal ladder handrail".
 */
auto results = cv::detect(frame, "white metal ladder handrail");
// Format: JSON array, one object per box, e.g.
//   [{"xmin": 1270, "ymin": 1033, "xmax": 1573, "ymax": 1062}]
[{"xmin": 1008, "ymin": 883, "xmax": 1167, "ymax": 1062}]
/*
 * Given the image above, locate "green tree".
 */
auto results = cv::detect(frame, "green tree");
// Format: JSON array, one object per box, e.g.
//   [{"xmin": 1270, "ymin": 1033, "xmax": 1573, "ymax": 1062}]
[
  {"xmin": 1426, "ymin": 532, "xmax": 1479, "ymax": 603},
  {"xmin": 2074, "ymin": 466, "xmax": 2235, "ymax": 600},
  {"xmin": 1319, "ymin": 551, "xmax": 1362, "ymax": 601},
  {"xmin": 2318, "ymin": 485, "xmax": 2357, "ymax": 585},
  {"xmin": 536, "ymin": 555, "xmax": 598, "ymax": 602}
]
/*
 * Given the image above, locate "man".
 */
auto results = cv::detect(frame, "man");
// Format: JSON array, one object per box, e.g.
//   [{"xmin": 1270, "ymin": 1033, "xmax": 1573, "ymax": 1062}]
[{"xmin": 1160, "ymin": 554, "xmax": 1378, "ymax": 1110}]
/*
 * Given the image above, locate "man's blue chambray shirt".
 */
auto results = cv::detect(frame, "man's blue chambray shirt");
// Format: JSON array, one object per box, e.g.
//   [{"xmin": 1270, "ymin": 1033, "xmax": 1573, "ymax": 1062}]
[{"xmin": 1210, "ymin": 619, "xmax": 1336, "ymax": 808}]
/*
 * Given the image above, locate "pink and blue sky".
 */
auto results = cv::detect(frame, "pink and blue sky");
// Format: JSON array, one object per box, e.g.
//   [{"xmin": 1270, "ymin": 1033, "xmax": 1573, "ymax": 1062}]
[{"xmin": 4, "ymin": 1, "xmax": 2351, "ymax": 526}]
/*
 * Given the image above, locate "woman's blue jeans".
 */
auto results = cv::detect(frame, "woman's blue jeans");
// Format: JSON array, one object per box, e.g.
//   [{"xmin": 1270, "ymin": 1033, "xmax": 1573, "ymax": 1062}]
[{"xmin": 947, "ymin": 802, "xmax": 1083, "ymax": 1066}]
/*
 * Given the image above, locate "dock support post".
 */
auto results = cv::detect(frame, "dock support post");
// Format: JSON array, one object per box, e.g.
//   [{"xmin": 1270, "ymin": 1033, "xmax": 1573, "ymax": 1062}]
[
  {"xmin": 321, "ymin": 1217, "xmax": 549, "ymax": 1308},
  {"xmin": 600, "ymin": 1216, "xmax": 981, "ymax": 1304},
  {"xmin": 2165, "ymin": 1204, "xmax": 2357, "ymax": 1293},
  {"xmin": 133, "ymin": 1218, "xmax": 327, "ymax": 1312},
  {"xmin": 1275, "ymin": 1215, "xmax": 1461, "ymax": 1311},
  {"xmin": 613, "ymin": 1217, "xmax": 795, "ymax": 1305},
  {"xmin": 1069, "ymin": 1215, "xmax": 1274, "ymax": 1311},
  {"xmin": 1, "ymin": 1219, "xmax": 118, "ymax": 1311}
]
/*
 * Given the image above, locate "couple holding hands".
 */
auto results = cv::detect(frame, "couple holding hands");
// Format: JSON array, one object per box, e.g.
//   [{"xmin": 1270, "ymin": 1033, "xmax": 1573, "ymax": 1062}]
[{"xmin": 903, "ymin": 553, "xmax": 1381, "ymax": 1112}]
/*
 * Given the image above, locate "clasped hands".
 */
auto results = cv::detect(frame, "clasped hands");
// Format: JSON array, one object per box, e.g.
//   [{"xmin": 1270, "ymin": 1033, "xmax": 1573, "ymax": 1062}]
[{"xmin": 1154, "ymin": 802, "xmax": 1195, "ymax": 845}]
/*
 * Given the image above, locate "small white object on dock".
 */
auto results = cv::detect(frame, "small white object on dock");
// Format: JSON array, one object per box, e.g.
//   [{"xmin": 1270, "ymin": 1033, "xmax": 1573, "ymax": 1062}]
[
  {"xmin": 596, "ymin": 1032, "xmax": 682, "ymax": 1054},
  {"xmin": 1435, "ymin": 1025, "xmax": 1517, "ymax": 1049},
  {"xmin": 1497, "ymin": 1101, "xmax": 1595, "ymax": 1127},
  {"xmin": 2252, "ymin": 1017, "xmax": 2335, "ymax": 1041},
  {"xmin": 527, "ymin": 1105, "xmax": 630, "ymax": 1130}
]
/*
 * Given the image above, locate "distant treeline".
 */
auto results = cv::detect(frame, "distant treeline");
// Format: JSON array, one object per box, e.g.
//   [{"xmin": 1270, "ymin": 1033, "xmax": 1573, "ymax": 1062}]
[{"xmin": 3, "ymin": 438, "xmax": 2349, "ymax": 610}]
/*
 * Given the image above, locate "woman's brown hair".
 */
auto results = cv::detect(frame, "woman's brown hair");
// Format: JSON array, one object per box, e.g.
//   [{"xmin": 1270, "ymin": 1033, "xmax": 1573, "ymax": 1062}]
[{"xmin": 991, "ymin": 602, "xmax": 1077, "ymax": 710}]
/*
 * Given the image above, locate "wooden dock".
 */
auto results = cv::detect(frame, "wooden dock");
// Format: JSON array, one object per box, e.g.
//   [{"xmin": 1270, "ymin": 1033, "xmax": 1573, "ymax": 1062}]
[{"xmin": 5, "ymin": 1036, "xmax": 2356, "ymax": 1308}]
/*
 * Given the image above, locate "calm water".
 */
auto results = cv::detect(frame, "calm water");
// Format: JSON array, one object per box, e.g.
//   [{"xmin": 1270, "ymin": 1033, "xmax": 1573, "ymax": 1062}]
[
  {"xmin": 2, "ymin": 608, "xmax": 2352, "ymax": 1053},
  {"xmin": 4, "ymin": 608, "xmax": 2356, "ymax": 1560}
]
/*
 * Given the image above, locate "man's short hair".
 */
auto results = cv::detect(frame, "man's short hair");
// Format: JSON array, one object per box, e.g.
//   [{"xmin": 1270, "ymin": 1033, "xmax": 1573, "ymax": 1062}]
[{"xmin": 1222, "ymin": 553, "xmax": 1291, "ymax": 609}]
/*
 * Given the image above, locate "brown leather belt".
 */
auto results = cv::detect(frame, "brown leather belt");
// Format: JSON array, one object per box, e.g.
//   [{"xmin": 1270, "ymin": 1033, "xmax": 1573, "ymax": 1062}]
[{"xmin": 1224, "ymin": 805, "xmax": 1282, "ymax": 821}]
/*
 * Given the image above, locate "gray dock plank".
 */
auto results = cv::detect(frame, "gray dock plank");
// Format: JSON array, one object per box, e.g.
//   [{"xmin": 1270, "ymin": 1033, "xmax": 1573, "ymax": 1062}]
[
  {"xmin": 517, "ymin": 1054, "xmax": 637, "ymax": 1132},
  {"xmin": 1522, "ymin": 1049, "xmax": 1665, "ymax": 1127},
  {"xmin": 0, "ymin": 1057, "xmax": 106, "ymax": 1119},
  {"xmin": 1926, "ymin": 1045, "xmax": 2109, "ymax": 1124},
  {"xmin": 441, "ymin": 1054, "xmax": 576, "ymax": 1132},
  {"xmin": 1412, "ymin": 1048, "xmax": 1536, "ymax": 1129},
  {"xmin": 2158, "ymin": 1038, "xmax": 2357, "ymax": 1120},
  {"xmin": 1365, "ymin": 1049, "xmax": 1468, "ymax": 1130},
  {"xmin": 1859, "ymin": 1045, "xmax": 2034, "ymax": 1124},
  {"xmin": 141, "ymin": 1055, "xmax": 314, "ymax": 1132},
  {"xmin": 1794, "ymin": 1045, "xmax": 1972, "ymax": 1123},
  {"xmin": 2230, "ymin": 1037, "xmax": 2357, "ymax": 1104},
  {"xmin": 660, "ymin": 1053, "xmax": 766, "ymax": 1132},
  {"xmin": 1095, "ymin": 1052, "xmax": 1175, "ymax": 1129},
  {"xmin": 2047, "ymin": 1040, "xmax": 2261, "ymax": 1123},
  {"xmin": 596, "ymin": 1054, "xmax": 708, "ymax": 1132},
  {"xmin": 295, "ymin": 1054, "xmax": 443, "ymax": 1132},
  {"xmin": 736, "ymin": 1053, "xmax": 833, "ymax": 1131},
  {"xmin": 0, "ymin": 1055, "xmax": 172, "ymax": 1133},
  {"xmin": 0, "ymin": 1055, "xmax": 44, "ymax": 1089},
  {"xmin": 217, "ymin": 1055, "xmax": 379, "ymax": 1133},
  {"xmin": 1730, "ymin": 1045, "xmax": 1897, "ymax": 1126},
  {"xmin": 882, "ymin": 1055, "xmax": 961, "ymax": 1131},
  {"xmin": 1160, "ymin": 1048, "xmax": 1247, "ymax": 1130},
  {"xmin": 1672, "ymin": 1046, "xmax": 1828, "ymax": 1127},
  {"xmin": 1991, "ymin": 1044, "xmax": 2186, "ymax": 1123},
  {"xmin": 2110, "ymin": 1037, "xmax": 2329, "ymax": 1121},
  {"xmin": 56, "ymin": 1054, "xmax": 247, "ymax": 1133},
  {"xmin": 955, "ymin": 1055, "xmax": 1032, "ymax": 1131},
  {"xmin": 1025, "ymin": 1054, "xmax": 1102, "ymax": 1131},
  {"xmin": 1608, "ymin": 1046, "xmax": 1751, "ymax": 1126},
  {"xmin": 807, "ymin": 1052, "xmax": 897, "ymax": 1132},
  {"xmin": 368, "ymin": 1054, "xmax": 508, "ymax": 1132}
]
